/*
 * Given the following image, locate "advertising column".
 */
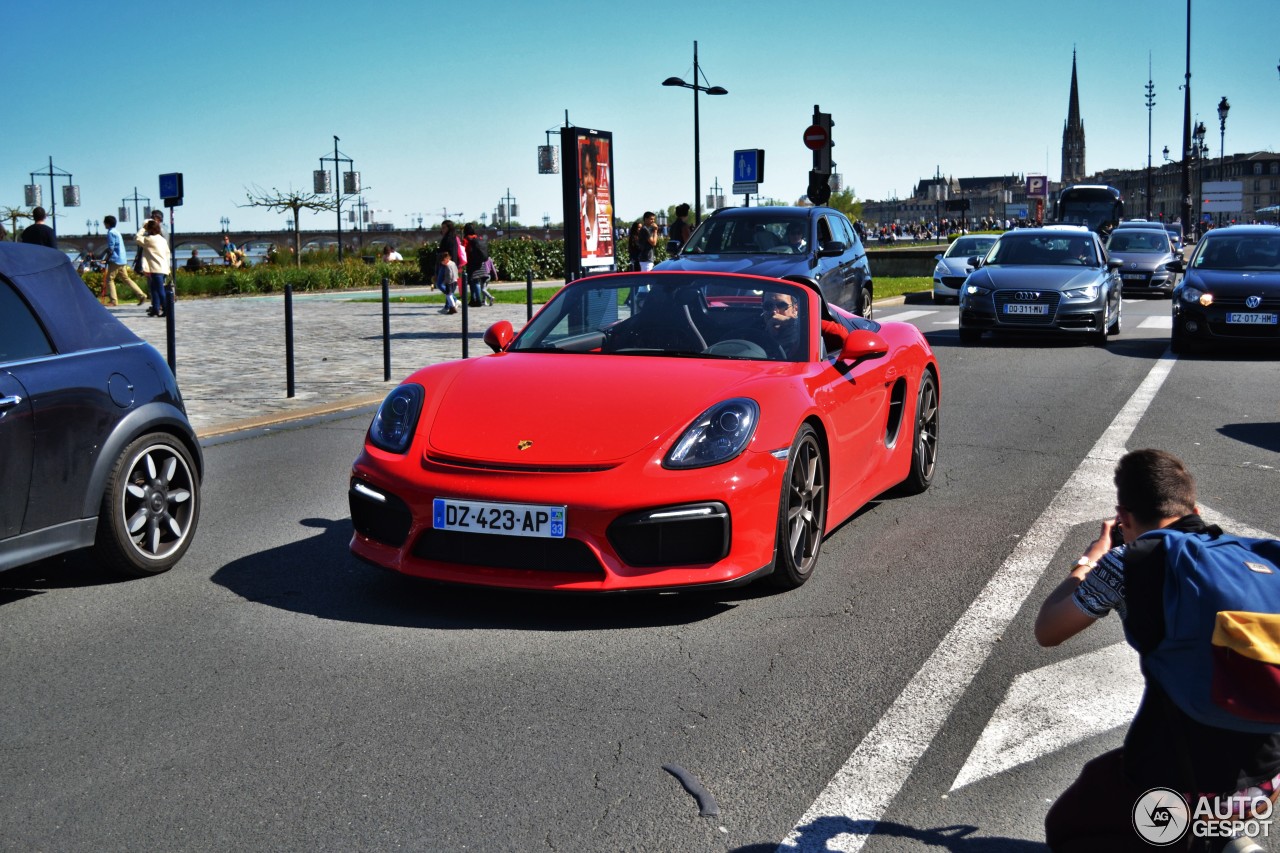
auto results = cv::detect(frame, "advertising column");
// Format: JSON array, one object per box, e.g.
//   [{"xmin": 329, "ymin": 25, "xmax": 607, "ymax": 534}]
[{"xmin": 561, "ymin": 127, "xmax": 616, "ymax": 278}]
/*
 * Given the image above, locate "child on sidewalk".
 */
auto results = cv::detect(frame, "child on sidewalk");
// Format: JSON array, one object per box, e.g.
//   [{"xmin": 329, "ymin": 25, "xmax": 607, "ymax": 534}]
[{"xmin": 436, "ymin": 250, "xmax": 459, "ymax": 314}]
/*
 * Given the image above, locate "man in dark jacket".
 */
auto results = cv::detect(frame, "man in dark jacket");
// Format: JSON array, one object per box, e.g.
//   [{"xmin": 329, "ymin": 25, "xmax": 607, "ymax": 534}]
[
  {"xmin": 20, "ymin": 207, "xmax": 56, "ymax": 247},
  {"xmin": 1036, "ymin": 449, "xmax": 1280, "ymax": 852}
]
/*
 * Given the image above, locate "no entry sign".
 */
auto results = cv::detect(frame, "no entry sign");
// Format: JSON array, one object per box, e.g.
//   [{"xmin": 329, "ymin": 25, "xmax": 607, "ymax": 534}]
[{"xmin": 803, "ymin": 124, "xmax": 828, "ymax": 150}]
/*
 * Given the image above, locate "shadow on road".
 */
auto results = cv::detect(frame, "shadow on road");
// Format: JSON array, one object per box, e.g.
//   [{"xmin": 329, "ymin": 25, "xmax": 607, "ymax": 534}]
[
  {"xmin": 1220, "ymin": 421, "xmax": 1280, "ymax": 453},
  {"xmin": 733, "ymin": 817, "xmax": 1045, "ymax": 852},
  {"xmin": 0, "ymin": 551, "xmax": 133, "ymax": 606},
  {"xmin": 210, "ymin": 517, "xmax": 772, "ymax": 630}
]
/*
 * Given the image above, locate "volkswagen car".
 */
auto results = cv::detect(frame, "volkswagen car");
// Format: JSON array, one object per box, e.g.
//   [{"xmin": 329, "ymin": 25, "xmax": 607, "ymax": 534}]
[
  {"xmin": 1170, "ymin": 225, "xmax": 1280, "ymax": 353},
  {"xmin": 1, "ymin": 244, "xmax": 203, "ymax": 576},
  {"xmin": 958, "ymin": 227, "xmax": 1123, "ymax": 344},
  {"xmin": 932, "ymin": 234, "xmax": 998, "ymax": 304},
  {"xmin": 656, "ymin": 206, "xmax": 875, "ymax": 318}
]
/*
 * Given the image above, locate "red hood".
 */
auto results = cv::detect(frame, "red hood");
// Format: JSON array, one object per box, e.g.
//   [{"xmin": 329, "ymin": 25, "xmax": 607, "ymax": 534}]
[{"xmin": 425, "ymin": 353, "xmax": 773, "ymax": 466}]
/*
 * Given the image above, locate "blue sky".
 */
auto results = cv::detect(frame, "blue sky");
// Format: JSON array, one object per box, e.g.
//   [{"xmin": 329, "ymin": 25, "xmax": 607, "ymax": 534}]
[{"xmin": 5, "ymin": 0, "xmax": 1276, "ymax": 236}]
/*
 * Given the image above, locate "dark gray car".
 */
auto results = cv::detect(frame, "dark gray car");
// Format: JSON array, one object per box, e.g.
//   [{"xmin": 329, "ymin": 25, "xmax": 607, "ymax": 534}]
[
  {"xmin": 1, "ymin": 243, "xmax": 202, "ymax": 576},
  {"xmin": 958, "ymin": 227, "xmax": 1123, "ymax": 345},
  {"xmin": 1106, "ymin": 228, "xmax": 1181, "ymax": 297}
]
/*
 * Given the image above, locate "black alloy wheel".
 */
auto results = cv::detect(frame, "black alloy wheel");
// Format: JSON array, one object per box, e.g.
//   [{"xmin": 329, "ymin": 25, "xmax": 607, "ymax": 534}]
[{"xmin": 898, "ymin": 371, "xmax": 939, "ymax": 495}]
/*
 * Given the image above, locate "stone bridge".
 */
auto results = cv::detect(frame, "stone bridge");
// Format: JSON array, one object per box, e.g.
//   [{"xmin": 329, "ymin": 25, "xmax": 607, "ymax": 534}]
[{"xmin": 53, "ymin": 226, "xmax": 556, "ymax": 256}]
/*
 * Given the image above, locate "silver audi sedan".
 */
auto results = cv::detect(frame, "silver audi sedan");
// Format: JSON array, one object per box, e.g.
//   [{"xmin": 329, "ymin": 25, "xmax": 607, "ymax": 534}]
[{"xmin": 958, "ymin": 227, "xmax": 1123, "ymax": 345}]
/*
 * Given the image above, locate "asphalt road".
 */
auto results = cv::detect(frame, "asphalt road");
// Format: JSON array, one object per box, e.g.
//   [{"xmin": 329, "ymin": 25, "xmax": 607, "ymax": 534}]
[{"xmin": 2, "ymin": 295, "xmax": 1278, "ymax": 852}]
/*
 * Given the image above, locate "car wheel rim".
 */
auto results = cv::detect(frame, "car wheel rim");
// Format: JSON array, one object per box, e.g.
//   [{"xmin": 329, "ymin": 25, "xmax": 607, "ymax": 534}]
[
  {"xmin": 916, "ymin": 378, "xmax": 939, "ymax": 480},
  {"xmin": 785, "ymin": 436, "xmax": 825, "ymax": 573},
  {"xmin": 121, "ymin": 444, "xmax": 196, "ymax": 560}
]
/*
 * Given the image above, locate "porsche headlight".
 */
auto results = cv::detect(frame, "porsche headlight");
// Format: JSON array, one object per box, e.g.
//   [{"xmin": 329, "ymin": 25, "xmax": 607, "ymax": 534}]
[
  {"xmin": 1180, "ymin": 286, "xmax": 1213, "ymax": 307},
  {"xmin": 665, "ymin": 398, "xmax": 759, "ymax": 469},
  {"xmin": 368, "ymin": 384, "xmax": 424, "ymax": 454},
  {"xmin": 1063, "ymin": 284, "xmax": 1099, "ymax": 301}
]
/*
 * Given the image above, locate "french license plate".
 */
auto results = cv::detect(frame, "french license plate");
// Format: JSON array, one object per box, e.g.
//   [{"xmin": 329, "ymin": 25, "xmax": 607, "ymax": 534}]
[
  {"xmin": 1003, "ymin": 303, "xmax": 1048, "ymax": 315},
  {"xmin": 433, "ymin": 498, "xmax": 566, "ymax": 538},
  {"xmin": 1226, "ymin": 312, "xmax": 1277, "ymax": 325},
  {"xmin": 1122, "ymin": 274, "xmax": 1146, "ymax": 280}
]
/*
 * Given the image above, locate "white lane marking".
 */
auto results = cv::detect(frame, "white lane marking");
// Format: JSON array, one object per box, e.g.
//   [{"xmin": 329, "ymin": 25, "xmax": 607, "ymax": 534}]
[
  {"xmin": 777, "ymin": 353, "xmax": 1179, "ymax": 853},
  {"xmin": 879, "ymin": 310, "xmax": 935, "ymax": 324},
  {"xmin": 933, "ymin": 318, "xmax": 960, "ymax": 326},
  {"xmin": 947, "ymin": 506, "xmax": 1275, "ymax": 791},
  {"xmin": 1138, "ymin": 315, "xmax": 1173, "ymax": 330},
  {"xmin": 949, "ymin": 643, "xmax": 1143, "ymax": 791}
]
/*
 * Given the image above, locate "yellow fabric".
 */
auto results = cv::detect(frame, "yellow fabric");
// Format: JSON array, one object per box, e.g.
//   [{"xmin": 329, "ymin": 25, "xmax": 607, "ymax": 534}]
[{"xmin": 1212, "ymin": 611, "xmax": 1280, "ymax": 664}]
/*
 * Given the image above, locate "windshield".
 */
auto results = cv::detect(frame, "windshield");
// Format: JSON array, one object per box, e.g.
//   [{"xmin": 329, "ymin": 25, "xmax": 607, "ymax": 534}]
[
  {"xmin": 985, "ymin": 233, "xmax": 1099, "ymax": 267},
  {"xmin": 1107, "ymin": 231, "xmax": 1170, "ymax": 254},
  {"xmin": 509, "ymin": 273, "xmax": 813, "ymax": 362},
  {"xmin": 682, "ymin": 213, "xmax": 809, "ymax": 255},
  {"xmin": 945, "ymin": 236, "xmax": 997, "ymax": 258},
  {"xmin": 1192, "ymin": 234, "xmax": 1280, "ymax": 271}
]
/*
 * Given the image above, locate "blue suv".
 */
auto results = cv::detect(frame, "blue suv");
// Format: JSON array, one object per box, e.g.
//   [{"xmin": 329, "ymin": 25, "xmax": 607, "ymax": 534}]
[{"xmin": 656, "ymin": 206, "xmax": 874, "ymax": 318}]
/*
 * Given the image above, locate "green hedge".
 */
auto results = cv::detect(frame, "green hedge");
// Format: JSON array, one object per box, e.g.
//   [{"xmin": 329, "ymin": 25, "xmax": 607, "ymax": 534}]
[
  {"xmin": 80, "ymin": 259, "xmax": 422, "ymax": 298},
  {"xmin": 416, "ymin": 236, "xmax": 669, "ymax": 284}
]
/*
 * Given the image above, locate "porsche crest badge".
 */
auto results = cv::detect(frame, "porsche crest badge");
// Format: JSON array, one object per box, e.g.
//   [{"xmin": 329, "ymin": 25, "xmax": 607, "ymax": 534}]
[{"xmin": 517, "ymin": 440, "xmax": 533, "ymax": 451}]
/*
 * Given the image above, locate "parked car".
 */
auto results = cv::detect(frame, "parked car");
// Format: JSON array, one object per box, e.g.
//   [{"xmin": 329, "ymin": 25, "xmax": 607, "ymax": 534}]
[
  {"xmin": 1106, "ymin": 228, "xmax": 1181, "ymax": 297},
  {"xmin": 1170, "ymin": 225, "xmax": 1280, "ymax": 353},
  {"xmin": 0, "ymin": 244, "xmax": 202, "ymax": 576},
  {"xmin": 932, "ymin": 234, "xmax": 998, "ymax": 304},
  {"xmin": 349, "ymin": 271, "xmax": 939, "ymax": 592},
  {"xmin": 958, "ymin": 227, "xmax": 1123, "ymax": 345},
  {"xmin": 656, "ymin": 206, "xmax": 875, "ymax": 318}
]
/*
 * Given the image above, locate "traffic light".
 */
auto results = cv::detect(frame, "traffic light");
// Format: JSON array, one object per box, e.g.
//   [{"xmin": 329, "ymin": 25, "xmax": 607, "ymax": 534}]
[
  {"xmin": 808, "ymin": 171, "xmax": 832, "ymax": 206},
  {"xmin": 812, "ymin": 108, "xmax": 833, "ymax": 175}
]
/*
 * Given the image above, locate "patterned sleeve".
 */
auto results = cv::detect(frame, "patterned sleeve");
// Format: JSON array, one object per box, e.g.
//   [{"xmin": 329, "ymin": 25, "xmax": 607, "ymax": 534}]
[{"xmin": 1072, "ymin": 546, "xmax": 1128, "ymax": 620}]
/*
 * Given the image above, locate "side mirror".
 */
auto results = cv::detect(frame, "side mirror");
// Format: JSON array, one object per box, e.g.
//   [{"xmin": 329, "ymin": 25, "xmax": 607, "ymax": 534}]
[
  {"xmin": 1167, "ymin": 259, "xmax": 1186, "ymax": 273},
  {"xmin": 666, "ymin": 239, "xmax": 681, "ymax": 255},
  {"xmin": 967, "ymin": 256, "xmax": 983, "ymax": 268},
  {"xmin": 483, "ymin": 320, "xmax": 515, "ymax": 353},
  {"xmin": 933, "ymin": 254, "xmax": 944, "ymax": 262},
  {"xmin": 819, "ymin": 240, "xmax": 847, "ymax": 257},
  {"xmin": 838, "ymin": 330, "xmax": 889, "ymax": 366},
  {"xmin": 1107, "ymin": 258, "xmax": 1124, "ymax": 271}
]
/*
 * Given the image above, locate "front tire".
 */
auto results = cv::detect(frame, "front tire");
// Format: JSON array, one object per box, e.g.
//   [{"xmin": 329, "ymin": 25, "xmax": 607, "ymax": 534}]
[
  {"xmin": 1107, "ymin": 297, "xmax": 1122, "ymax": 336},
  {"xmin": 94, "ymin": 432, "xmax": 201, "ymax": 577},
  {"xmin": 768, "ymin": 426, "xmax": 827, "ymax": 589},
  {"xmin": 898, "ymin": 371, "xmax": 939, "ymax": 495},
  {"xmin": 859, "ymin": 283, "xmax": 874, "ymax": 320}
]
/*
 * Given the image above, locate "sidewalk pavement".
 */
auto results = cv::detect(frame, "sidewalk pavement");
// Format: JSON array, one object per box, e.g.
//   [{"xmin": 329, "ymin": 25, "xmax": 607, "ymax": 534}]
[
  {"xmin": 111, "ymin": 284, "xmax": 909, "ymax": 440},
  {"xmin": 111, "ymin": 284, "xmax": 549, "ymax": 439}
]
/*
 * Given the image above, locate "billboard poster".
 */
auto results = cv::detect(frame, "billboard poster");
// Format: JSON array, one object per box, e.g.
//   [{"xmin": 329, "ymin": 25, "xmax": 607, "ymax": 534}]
[{"xmin": 561, "ymin": 127, "xmax": 616, "ymax": 275}]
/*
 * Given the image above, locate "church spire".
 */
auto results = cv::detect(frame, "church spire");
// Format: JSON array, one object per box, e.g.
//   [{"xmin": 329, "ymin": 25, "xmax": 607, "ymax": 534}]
[{"xmin": 1062, "ymin": 49, "xmax": 1086, "ymax": 183}]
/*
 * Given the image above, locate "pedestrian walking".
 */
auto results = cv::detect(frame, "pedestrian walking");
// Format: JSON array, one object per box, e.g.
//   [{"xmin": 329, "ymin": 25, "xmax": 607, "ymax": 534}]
[
  {"xmin": 436, "ymin": 250, "xmax": 459, "ymax": 314},
  {"xmin": 135, "ymin": 218, "xmax": 171, "ymax": 317},
  {"xmin": 20, "ymin": 206, "xmax": 56, "ymax": 247},
  {"xmin": 669, "ymin": 203, "xmax": 692, "ymax": 249},
  {"xmin": 636, "ymin": 212, "xmax": 658, "ymax": 272},
  {"xmin": 100, "ymin": 215, "xmax": 147, "ymax": 307},
  {"xmin": 462, "ymin": 223, "xmax": 491, "ymax": 306}
]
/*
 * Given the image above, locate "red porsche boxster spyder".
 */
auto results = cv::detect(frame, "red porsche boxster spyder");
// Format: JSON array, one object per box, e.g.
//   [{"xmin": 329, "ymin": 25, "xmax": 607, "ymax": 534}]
[{"xmin": 348, "ymin": 271, "xmax": 939, "ymax": 592}]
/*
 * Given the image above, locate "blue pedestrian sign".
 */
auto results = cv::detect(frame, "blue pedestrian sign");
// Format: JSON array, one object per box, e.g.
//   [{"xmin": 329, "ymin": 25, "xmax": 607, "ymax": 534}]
[{"xmin": 733, "ymin": 149, "xmax": 764, "ymax": 195}]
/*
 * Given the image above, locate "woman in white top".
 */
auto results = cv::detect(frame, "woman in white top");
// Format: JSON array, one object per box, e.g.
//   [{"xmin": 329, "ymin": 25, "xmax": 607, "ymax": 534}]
[{"xmin": 135, "ymin": 219, "xmax": 172, "ymax": 317}]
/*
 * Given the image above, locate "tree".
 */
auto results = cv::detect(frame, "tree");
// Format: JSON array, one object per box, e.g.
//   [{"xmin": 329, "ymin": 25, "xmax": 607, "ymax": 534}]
[
  {"xmin": 2, "ymin": 206, "xmax": 33, "ymax": 240},
  {"xmin": 239, "ymin": 186, "xmax": 339, "ymax": 266},
  {"xmin": 827, "ymin": 188, "xmax": 863, "ymax": 223}
]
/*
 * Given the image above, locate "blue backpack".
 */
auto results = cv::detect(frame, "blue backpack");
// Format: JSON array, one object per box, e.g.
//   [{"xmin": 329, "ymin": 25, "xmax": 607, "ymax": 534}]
[{"xmin": 1135, "ymin": 529, "xmax": 1280, "ymax": 733}]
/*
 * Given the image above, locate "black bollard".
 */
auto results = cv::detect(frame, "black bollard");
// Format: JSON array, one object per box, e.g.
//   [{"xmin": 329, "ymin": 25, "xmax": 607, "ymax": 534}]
[
  {"xmin": 526, "ymin": 269, "xmax": 534, "ymax": 321},
  {"xmin": 164, "ymin": 282, "xmax": 176, "ymax": 376},
  {"xmin": 284, "ymin": 283, "xmax": 295, "ymax": 398},
  {"xmin": 460, "ymin": 275, "xmax": 469, "ymax": 360},
  {"xmin": 381, "ymin": 276, "xmax": 391, "ymax": 381}
]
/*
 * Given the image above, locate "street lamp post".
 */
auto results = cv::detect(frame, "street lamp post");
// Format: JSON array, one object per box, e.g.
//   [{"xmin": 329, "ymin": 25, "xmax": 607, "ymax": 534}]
[
  {"xmin": 220, "ymin": 216, "xmax": 230, "ymax": 233},
  {"xmin": 27, "ymin": 156, "xmax": 76, "ymax": 239},
  {"xmin": 662, "ymin": 40, "xmax": 727, "ymax": 226},
  {"xmin": 1192, "ymin": 121, "xmax": 1207, "ymax": 233},
  {"xmin": 1179, "ymin": 0, "xmax": 1192, "ymax": 232},
  {"xmin": 1145, "ymin": 56, "xmax": 1156, "ymax": 219},
  {"xmin": 1216, "ymin": 96, "xmax": 1230, "ymax": 228},
  {"xmin": 318, "ymin": 136, "xmax": 357, "ymax": 261}
]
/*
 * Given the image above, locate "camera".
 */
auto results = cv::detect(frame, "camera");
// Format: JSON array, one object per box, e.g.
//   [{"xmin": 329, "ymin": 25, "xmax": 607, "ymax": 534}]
[{"xmin": 1109, "ymin": 521, "xmax": 1125, "ymax": 549}]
